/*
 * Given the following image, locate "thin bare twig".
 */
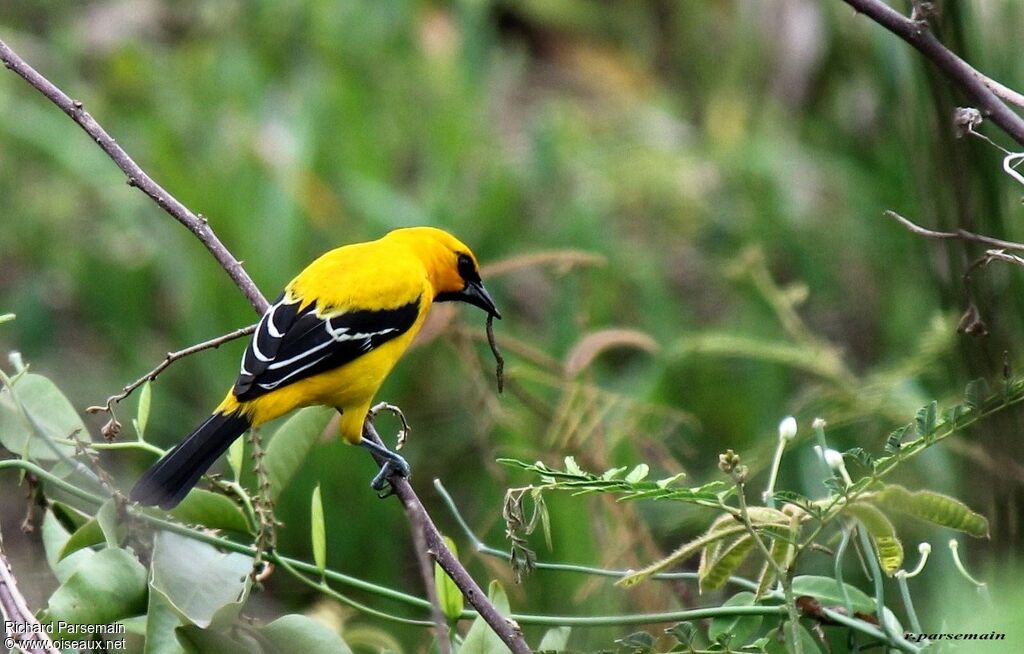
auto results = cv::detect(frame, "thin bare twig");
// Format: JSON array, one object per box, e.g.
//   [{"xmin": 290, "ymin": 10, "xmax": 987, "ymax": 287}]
[
  {"xmin": 842, "ymin": 0, "xmax": 1024, "ymax": 148},
  {"xmin": 486, "ymin": 314, "xmax": 505, "ymax": 394},
  {"xmin": 979, "ymin": 249, "xmax": 1024, "ymax": 268},
  {"xmin": 0, "ymin": 38, "xmax": 268, "ymax": 314},
  {"xmin": 2, "ymin": 35, "xmax": 528, "ymax": 650},
  {"xmin": 85, "ymin": 324, "xmax": 257, "ymax": 417},
  {"xmin": 368, "ymin": 402, "xmax": 411, "ymax": 451},
  {"xmin": 406, "ymin": 495, "xmax": 452, "ymax": 653},
  {"xmin": 1, "ymin": 526, "xmax": 61, "ymax": 654},
  {"xmin": 977, "ymin": 70, "xmax": 1024, "ymax": 111},
  {"xmin": 884, "ymin": 210, "xmax": 1024, "ymax": 251}
]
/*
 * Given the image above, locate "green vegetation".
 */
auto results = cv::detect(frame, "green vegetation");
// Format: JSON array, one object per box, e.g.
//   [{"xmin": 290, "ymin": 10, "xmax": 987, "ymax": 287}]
[{"xmin": 3, "ymin": 1, "xmax": 1024, "ymax": 652}]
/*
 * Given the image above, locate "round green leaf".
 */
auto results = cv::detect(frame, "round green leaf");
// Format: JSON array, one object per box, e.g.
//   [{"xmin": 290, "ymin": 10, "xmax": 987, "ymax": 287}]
[
  {"xmin": 165, "ymin": 488, "xmax": 252, "ymax": 534},
  {"xmin": 791, "ymin": 575, "xmax": 875, "ymax": 613},
  {"xmin": 150, "ymin": 530, "xmax": 252, "ymax": 628},
  {"xmin": 265, "ymin": 406, "xmax": 333, "ymax": 499},
  {"xmin": 434, "ymin": 536, "xmax": 463, "ymax": 623},
  {"xmin": 462, "ymin": 581, "xmax": 512, "ymax": 654},
  {"xmin": 262, "ymin": 614, "xmax": 353, "ymax": 654},
  {"xmin": 0, "ymin": 373, "xmax": 80, "ymax": 461},
  {"xmin": 44, "ymin": 547, "xmax": 147, "ymax": 630},
  {"xmin": 708, "ymin": 591, "xmax": 763, "ymax": 646}
]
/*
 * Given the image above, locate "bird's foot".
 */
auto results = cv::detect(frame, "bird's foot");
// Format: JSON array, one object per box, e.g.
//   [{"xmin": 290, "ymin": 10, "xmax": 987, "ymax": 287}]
[{"xmin": 360, "ymin": 436, "xmax": 411, "ymax": 497}]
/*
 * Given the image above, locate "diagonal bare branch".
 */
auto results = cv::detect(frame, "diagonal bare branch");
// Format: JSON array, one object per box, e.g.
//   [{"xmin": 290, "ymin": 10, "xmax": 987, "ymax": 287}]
[
  {"xmin": 842, "ymin": 0, "xmax": 1024, "ymax": 147},
  {"xmin": 884, "ymin": 210, "xmax": 1024, "ymax": 252},
  {"xmin": 0, "ymin": 38, "xmax": 268, "ymax": 315},
  {"xmin": 1, "ymin": 527, "xmax": 61, "ymax": 654}
]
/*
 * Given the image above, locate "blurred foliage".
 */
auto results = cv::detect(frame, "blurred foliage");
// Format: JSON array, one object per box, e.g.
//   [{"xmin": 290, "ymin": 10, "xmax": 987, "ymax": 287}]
[{"xmin": 3, "ymin": 0, "xmax": 1024, "ymax": 651}]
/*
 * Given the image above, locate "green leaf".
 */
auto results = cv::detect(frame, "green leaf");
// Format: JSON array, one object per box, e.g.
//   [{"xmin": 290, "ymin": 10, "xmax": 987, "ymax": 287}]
[
  {"xmin": 462, "ymin": 580, "xmax": 512, "ymax": 654},
  {"xmin": 58, "ymin": 514, "xmax": 104, "ymax": 561},
  {"xmin": 311, "ymin": 484, "xmax": 327, "ymax": 575},
  {"xmin": 871, "ymin": 485, "xmax": 989, "ymax": 538},
  {"xmin": 614, "ymin": 631, "xmax": 654, "ymax": 653},
  {"xmin": 227, "ymin": 437, "xmax": 245, "ymax": 482},
  {"xmin": 165, "ymin": 488, "xmax": 252, "ymax": 534},
  {"xmin": 915, "ymin": 400, "xmax": 938, "ymax": 436},
  {"xmin": 262, "ymin": 614, "xmax": 353, "ymax": 654},
  {"xmin": 136, "ymin": 381, "xmax": 152, "ymax": 440},
  {"xmin": 755, "ymin": 536, "xmax": 789, "ymax": 600},
  {"xmin": 530, "ymin": 487, "xmax": 552, "ymax": 550},
  {"xmin": 885, "ymin": 424, "xmax": 912, "ymax": 454},
  {"xmin": 563, "ymin": 456, "xmax": 583, "ymax": 476},
  {"xmin": 537, "ymin": 626, "xmax": 570, "ymax": 652},
  {"xmin": 656, "ymin": 472, "xmax": 686, "ymax": 488},
  {"xmin": 964, "ymin": 378, "xmax": 989, "ymax": 409},
  {"xmin": 97, "ymin": 498, "xmax": 121, "ymax": 547},
  {"xmin": 0, "ymin": 373, "xmax": 80, "ymax": 461},
  {"xmin": 763, "ymin": 623, "xmax": 822, "ymax": 654},
  {"xmin": 49, "ymin": 501, "xmax": 91, "ymax": 530},
  {"xmin": 699, "ymin": 534, "xmax": 754, "ymax": 592},
  {"xmin": 57, "ymin": 499, "xmax": 122, "ymax": 561},
  {"xmin": 145, "ymin": 582, "xmax": 187, "ymax": 654},
  {"xmin": 150, "ymin": 530, "xmax": 252, "ymax": 628},
  {"xmin": 175, "ymin": 625, "xmax": 262, "ymax": 653},
  {"xmin": 618, "ymin": 522, "xmax": 749, "ymax": 587},
  {"xmin": 600, "ymin": 466, "xmax": 627, "ymax": 480},
  {"xmin": 664, "ymin": 622, "xmax": 696, "ymax": 645},
  {"xmin": 624, "ymin": 463, "xmax": 649, "ymax": 484},
  {"xmin": 791, "ymin": 575, "xmax": 875, "ymax": 613},
  {"xmin": 843, "ymin": 447, "xmax": 874, "ymax": 469},
  {"xmin": 265, "ymin": 406, "xmax": 334, "ymax": 499},
  {"xmin": 434, "ymin": 536, "xmax": 463, "ymax": 623},
  {"xmin": 708, "ymin": 591, "xmax": 763, "ymax": 646},
  {"xmin": 42, "ymin": 509, "xmax": 95, "ymax": 583},
  {"xmin": 43, "ymin": 547, "xmax": 147, "ymax": 630},
  {"xmin": 846, "ymin": 502, "xmax": 903, "ymax": 575}
]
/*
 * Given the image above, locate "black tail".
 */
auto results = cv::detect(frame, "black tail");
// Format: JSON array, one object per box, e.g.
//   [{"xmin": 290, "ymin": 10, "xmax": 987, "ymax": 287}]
[{"xmin": 130, "ymin": 411, "xmax": 251, "ymax": 510}]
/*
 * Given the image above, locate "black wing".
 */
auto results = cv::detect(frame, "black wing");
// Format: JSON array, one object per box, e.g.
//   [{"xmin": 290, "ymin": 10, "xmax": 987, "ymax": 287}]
[{"xmin": 233, "ymin": 292, "xmax": 422, "ymax": 401}]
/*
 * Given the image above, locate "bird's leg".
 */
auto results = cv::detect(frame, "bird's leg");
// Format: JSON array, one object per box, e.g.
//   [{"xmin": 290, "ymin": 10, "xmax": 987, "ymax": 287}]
[{"xmin": 360, "ymin": 421, "xmax": 411, "ymax": 497}]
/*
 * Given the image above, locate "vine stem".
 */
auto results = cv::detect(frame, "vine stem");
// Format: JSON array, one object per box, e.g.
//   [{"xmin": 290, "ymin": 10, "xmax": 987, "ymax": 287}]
[
  {"xmin": 733, "ymin": 479, "xmax": 803, "ymax": 654},
  {"xmin": 0, "ymin": 458, "xmax": 916, "ymax": 641}
]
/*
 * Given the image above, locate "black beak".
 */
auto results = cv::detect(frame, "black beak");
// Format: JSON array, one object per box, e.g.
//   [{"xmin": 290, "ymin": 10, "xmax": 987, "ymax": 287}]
[
  {"xmin": 462, "ymin": 280, "xmax": 501, "ymax": 319},
  {"xmin": 438, "ymin": 280, "xmax": 501, "ymax": 318}
]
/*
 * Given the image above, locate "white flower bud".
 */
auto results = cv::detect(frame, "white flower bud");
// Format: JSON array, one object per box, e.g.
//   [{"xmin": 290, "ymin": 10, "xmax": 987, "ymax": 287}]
[
  {"xmin": 822, "ymin": 448, "xmax": 844, "ymax": 471},
  {"xmin": 918, "ymin": 542, "xmax": 932, "ymax": 555},
  {"xmin": 812, "ymin": 417, "xmax": 827, "ymax": 429},
  {"xmin": 778, "ymin": 416, "xmax": 798, "ymax": 441}
]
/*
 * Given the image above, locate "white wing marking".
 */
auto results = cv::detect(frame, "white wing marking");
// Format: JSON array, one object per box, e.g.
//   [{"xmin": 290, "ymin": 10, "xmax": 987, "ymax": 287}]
[{"xmin": 257, "ymin": 353, "xmax": 332, "ymax": 390}]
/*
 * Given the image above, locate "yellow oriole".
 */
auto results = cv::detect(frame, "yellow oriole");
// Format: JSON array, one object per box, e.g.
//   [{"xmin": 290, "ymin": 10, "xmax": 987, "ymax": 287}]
[{"xmin": 131, "ymin": 226, "xmax": 500, "ymax": 509}]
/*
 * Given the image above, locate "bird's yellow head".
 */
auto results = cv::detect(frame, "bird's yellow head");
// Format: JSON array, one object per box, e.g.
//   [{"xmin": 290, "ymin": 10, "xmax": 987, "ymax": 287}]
[{"xmin": 385, "ymin": 226, "xmax": 501, "ymax": 318}]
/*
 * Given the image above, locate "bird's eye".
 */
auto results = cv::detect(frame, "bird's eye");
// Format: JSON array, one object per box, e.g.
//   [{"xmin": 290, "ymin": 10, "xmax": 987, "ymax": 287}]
[{"xmin": 456, "ymin": 253, "xmax": 478, "ymax": 281}]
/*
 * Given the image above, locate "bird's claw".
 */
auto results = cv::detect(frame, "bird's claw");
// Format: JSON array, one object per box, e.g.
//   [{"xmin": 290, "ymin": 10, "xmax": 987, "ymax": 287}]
[{"xmin": 368, "ymin": 450, "xmax": 411, "ymax": 497}]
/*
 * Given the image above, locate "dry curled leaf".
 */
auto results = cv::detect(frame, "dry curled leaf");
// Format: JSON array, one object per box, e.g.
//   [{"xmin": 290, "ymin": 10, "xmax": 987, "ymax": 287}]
[
  {"xmin": 956, "ymin": 301, "xmax": 988, "ymax": 337},
  {"xmin": 564, "ymin": 328, "xmax": 659, "ymax": 377},
  {"xmin": 481, "ymin": 250, "xmax": 606, "ymax": 277}
]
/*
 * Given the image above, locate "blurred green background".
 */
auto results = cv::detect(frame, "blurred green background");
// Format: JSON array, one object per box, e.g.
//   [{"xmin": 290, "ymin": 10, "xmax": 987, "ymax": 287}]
[{"xmin": 3, "ymin": 0, "xmax": 1024, "ymax": 650}]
